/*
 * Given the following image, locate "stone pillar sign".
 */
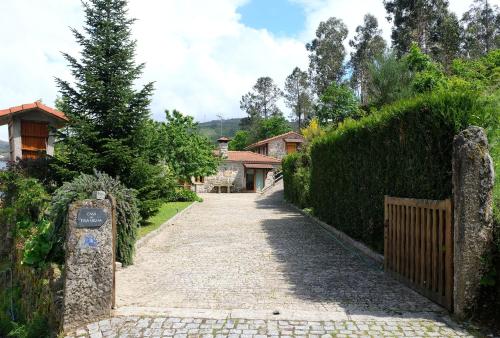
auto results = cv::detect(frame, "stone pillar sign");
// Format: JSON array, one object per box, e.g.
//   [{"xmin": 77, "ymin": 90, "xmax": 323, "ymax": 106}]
[{"xmin": 62, "ymin": 198, "xmax": 114, "ymax": 331}]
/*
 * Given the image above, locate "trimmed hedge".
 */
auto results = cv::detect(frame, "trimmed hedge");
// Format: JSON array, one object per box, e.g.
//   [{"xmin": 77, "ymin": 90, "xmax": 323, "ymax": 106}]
[
  {"xmin": 308, "ymin": 91, "xmax": 496, "ymax": 253},
  {"xmin": 283, "ymin": 152, "xmax": 311, "ymax": 208}
]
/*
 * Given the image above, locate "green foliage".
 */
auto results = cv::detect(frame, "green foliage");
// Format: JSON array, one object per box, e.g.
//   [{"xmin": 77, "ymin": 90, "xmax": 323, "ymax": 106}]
[
  {"xmin": 284, "ymin": 67, "xmax": 313, "ymax": 128},
  {"xmin": 168, "ymin": 188, "xmax": 202, "ymax": 203},
  {"xmin": 308, "ymin": 90, "xmax": 491, "ymax": 252},
  {"xmin": 228, "ymin": 130, "xmax": 250, "ymax": 150},
  {"xmin": 460, "ymin": 0, "xmax": 500, "ymax": 59},
  {"xmin": 0, "ymin": 171, "xmax": 54, "ymax": 269},
  {"xmin": 406, "ymin": 44, "xmax": 446, "ymax": 93},
  {"xmin": 53, "ymin": 0, "xmax": 170, "ymax": 220},
  {"xmin": 21, "ymin": 220, "xmax": 53, "ymax": 268},
  {"xmin": 151, "ymin": 110, "xmax": 219, "ymax": 181},
  {"xmin": 384, "ymin": 0, "xmax": 457, "ymax": 61},
  {"xmin": 283, "ymin": 152, "xmax": 311, "ymax": 209},
  {"xmin": 316, "ymin": 83, "xmax": 361, "ymax": 125},
  {"xmin": 240, "ymin": 77, "xmax": 283, "ymax": 119},
  {"xmin": 255, "ymin": 116, "xmax": 292, "ymax": 140},
  {"xmin": 50, "ymin": 171, "xmax": 140, "ymax": 266},
  {"xmin": 306, "ymin": 17, "xmax": 348, "ymax": 96},
  {"xmin": 0, "ymin": 170, "xmax": 49, "ymax": 224},
  {"xmin": 349, "ymin": 14, "xmax": 386, "ymax": 105},
  {"xmin": 367, "ymin": 52, "xmax": 413, "ymax": 107}
]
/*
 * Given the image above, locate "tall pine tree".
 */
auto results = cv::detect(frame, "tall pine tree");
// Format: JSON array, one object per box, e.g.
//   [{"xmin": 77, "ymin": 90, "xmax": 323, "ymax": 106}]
[
  {"xmin": 306, "ymin": 17, "xmax": 348, "ymax": 96},
  {"xmin": 349, "ymin": 14, "xmax": 387, "ymax": 105},
  {"xmin": 384, "ymin": 0, "xmax": 456, "ymax": 58},
  {"xmin": 56, "ymin": 0, "xmax": 170, "ymax": 220},
  {"xmin": 461, "ymin": 0, "xmax": 500, "ymax": 58}
]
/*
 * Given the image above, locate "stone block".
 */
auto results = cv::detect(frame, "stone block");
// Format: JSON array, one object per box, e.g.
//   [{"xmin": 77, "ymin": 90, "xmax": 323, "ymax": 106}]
[{"xmin": 452, "ymin": 126, "xmax": 495, "ymax": 317}]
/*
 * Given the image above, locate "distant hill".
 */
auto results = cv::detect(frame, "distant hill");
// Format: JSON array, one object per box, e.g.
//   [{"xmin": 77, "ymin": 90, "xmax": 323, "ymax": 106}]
[
  {"xmin": 197, "ymin": 118, "xmax": 243, "ymax": 143},
  {"xmin": 0, "ymin": 140, "xmax": 9, "ymax": 159}
]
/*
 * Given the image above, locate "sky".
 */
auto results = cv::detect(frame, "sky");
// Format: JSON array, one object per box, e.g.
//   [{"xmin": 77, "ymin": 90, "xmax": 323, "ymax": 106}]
[{"xmin": 0, "ymin": 0, "xmax": 479, "ymax": 141}]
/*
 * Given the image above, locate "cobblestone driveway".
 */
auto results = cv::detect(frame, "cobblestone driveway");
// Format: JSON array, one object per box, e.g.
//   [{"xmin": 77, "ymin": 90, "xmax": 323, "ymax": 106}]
[{"xmin": 68, "ymin": 186, "xmax": 472, "ymax": 337}]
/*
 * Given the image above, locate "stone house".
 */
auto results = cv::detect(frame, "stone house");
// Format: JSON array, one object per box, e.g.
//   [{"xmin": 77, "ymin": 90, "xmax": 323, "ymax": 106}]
[
  {"xmin": 245, "ymin": 131, "xmax": 304, "ymax": 160},
  {"xmin": 192, "ymin": 137, "xmax": 281, "ymax": 193}
]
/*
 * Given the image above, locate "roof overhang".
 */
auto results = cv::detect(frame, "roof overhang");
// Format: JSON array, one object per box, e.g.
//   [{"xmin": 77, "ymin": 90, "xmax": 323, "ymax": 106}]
[
  {"xmin": 284, "ymin": 138, "xmax": 304, "ymax": 143},
  {"xmin": 243, "ymin": 163, "xmax": 275, "ymax": 169},
  {"xmin": 0, "ymin": 102, "xmax": 68, "ymax": 127}
]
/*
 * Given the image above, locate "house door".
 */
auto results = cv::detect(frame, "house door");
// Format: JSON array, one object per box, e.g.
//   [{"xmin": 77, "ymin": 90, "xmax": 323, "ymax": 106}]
[
  {"xmin": 255, "ymin": 169, "xmax": 265, "ymax": 191},
  {"xmin": 245, "ymin": 169, "xmax": 255, "ymax": 191}
]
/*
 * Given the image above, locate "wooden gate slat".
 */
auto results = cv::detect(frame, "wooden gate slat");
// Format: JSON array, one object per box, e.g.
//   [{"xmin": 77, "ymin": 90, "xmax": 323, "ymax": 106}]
[
  {"xmin": 438, "ymin": 208, "xmax": 444, "ymax": 300},
  {"xmin": 415, "ymin": 206, "xmax": 421, "ymax": 286},
  {"xmin": 384, "ymin": 196, "xmax": 453, "ymax": 311},
  {"xmin": 445, "ymin": 199, "xmax": 453, "ymax": 310}
]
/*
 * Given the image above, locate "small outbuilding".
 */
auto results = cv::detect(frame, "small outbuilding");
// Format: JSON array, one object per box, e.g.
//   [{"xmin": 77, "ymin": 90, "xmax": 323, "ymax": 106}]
[{"xmin": 0, "ymin": 101, "xmax": 68, "ymax": 161}]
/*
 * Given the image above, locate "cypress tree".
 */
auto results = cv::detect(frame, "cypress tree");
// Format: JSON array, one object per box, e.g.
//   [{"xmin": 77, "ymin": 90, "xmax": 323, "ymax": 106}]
[{"xmin": 56, "ymin": 0, "xmax": 171, "ymax": 220}]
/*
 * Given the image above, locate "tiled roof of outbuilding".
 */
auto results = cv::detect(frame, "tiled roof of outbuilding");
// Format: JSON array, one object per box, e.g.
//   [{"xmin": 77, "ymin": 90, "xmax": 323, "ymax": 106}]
[
  {"xmin": 245, "ymin": 131, "xmax": 303, "ymax": 150},
  {"xmin": 225, "ymin": 151, "xmax": 281, "ymax": 164},
  {"xmin": 0, "ymin": 101, "xmax": 68, "ymax": 126}
]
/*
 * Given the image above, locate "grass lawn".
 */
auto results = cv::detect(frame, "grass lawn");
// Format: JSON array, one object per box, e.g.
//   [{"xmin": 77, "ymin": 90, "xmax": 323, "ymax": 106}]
[{"xmin": 138, "ymin": 201, "xmax": 193, "ymax": 238}]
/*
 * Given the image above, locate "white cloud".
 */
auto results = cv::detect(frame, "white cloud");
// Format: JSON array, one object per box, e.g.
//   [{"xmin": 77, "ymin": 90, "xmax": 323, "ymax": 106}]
[{"xmin": 0, "ymin": 0, "xmax": 480, "ymax": 141}]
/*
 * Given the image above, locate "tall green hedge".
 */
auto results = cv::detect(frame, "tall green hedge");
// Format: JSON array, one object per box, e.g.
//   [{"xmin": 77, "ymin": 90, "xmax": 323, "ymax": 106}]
[
  {"xmin": 309, "ymin": 91, "xmax": 496, "ymax": 253},
  {"xmin": 283, "ymin": 152, "xmax": 311, "ymax": 208}
]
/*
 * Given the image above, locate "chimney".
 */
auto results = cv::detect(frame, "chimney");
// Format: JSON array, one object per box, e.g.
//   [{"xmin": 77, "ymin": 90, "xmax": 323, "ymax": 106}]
[{"xmin": 217, "ymin": 137, "xmax": 230, "ymax": 159}]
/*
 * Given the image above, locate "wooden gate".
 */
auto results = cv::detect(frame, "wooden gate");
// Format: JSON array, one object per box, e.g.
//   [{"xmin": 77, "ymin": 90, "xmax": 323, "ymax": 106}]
[{"xmin": 384, "ymin": 196, "xmax": 453, "ymax": 310}]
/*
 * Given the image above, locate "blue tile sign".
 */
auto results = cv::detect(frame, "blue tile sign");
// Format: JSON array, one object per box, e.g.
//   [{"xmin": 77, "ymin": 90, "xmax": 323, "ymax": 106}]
[{"xmin": 76, "ymin": 208, "xmax": 107, "ymax": 228}]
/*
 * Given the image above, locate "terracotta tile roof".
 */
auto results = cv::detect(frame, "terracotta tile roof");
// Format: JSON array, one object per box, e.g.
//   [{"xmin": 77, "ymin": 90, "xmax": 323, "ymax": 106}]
[
  {"xmin": 226, "ymin": 151, "xmax": 281, "ymax": 164},
  {"xmin": 0, "ymin": 101, "xmax": 68, "ymax": 126},
  {"xmin": 245, "ymin": 131, "xmax": 304, "ymax": 150}
]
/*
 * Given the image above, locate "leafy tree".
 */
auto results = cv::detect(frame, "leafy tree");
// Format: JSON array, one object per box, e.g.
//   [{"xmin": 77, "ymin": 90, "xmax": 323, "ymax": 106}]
[
  {"xmin": 284, "ymin": 67, "xmax": 313, "ymax": 129},
  {"xmin": 406, "ymin": 44, "xmax": 446, "ymax": 93},
  {"xmin": 306, "ymin": 17, "xmax": 349, "ymax": 96},
  {"xmin": 301, "ymin": 118, "xmax": 325, "ymax": 146},
  {"xmin": 430, "ymin": 12, "xmax": 461, "ymax": 70},
  {"xmin": 316, "ymin": 83, "xmax": 360, "ymax": 125},
  {"xmin": 384, "ymin": 0, "xmax": 456, "ymax": 58},
  {"xmin": 461, "ymin": 0, "xmax": 500, "ymax": 59},
  {"xmin": 54, "ymin": 0, "xmax": 166, "ymax": 219},
  {"xmin": 367, "ymin": 52, "xmax": 413, "ymax": 107},
  {"xmin": 240, "ymin": 77, "xmax": 283, "ymax": 120},
  {"xmin": 229, "ymin": 130, "xmax": 251, "ymax": 151},
  {"xmin": 349, "ymin": 14, "xmax": 387, "ymax": 105},
  {"xmin": 153, "ymin": 110, "xmax": 219, "ymax": 181},
  {"xmin": 255, "ymin": 116, "xmax": 292, "ymax": 140}
]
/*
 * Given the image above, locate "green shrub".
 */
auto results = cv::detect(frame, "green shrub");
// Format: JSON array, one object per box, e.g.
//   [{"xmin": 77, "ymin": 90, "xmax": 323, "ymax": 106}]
[
  {"xmin": 283, "ymin": 152, "xmax": 311, "ymax": 209},
  {"xmin": 50, "ymin": 171, "xmax": 140, "ymax": 266},
  {"xmin": 168, "ymin": 188, "xmax": 202, "ymax": 202},
  {"xmin": 309, "ymin": 90, "xmax": 497, "ymax": 253}
]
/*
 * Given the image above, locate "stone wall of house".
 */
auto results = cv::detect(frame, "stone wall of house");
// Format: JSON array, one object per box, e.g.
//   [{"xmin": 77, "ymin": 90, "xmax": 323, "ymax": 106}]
[
  {"xmin": 194, "ymin": 162, "xmax": 245, "ymax": 193},
  {"xmin": 268, "ymin": 139, "xmax": 286, "ymax": 159}
]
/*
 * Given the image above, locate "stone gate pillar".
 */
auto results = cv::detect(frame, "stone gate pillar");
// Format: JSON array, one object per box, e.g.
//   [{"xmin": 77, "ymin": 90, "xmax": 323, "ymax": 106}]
[
  {"xmin": 453, "ymin": 126, "xmax": 495, "ymax": 318},
  {"xmin": 62, "ymin": 197, "xmax": 115, "ymax": 331}
]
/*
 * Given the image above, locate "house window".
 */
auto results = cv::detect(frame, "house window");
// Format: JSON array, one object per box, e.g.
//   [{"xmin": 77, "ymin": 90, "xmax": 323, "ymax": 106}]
[
  {"xmin": 286, "ymin": 142, "xmax": 297, "ymax": 154},
  {"xmin": 195, "ymin": 176, "xmax": 204, "ymax": 183}
]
